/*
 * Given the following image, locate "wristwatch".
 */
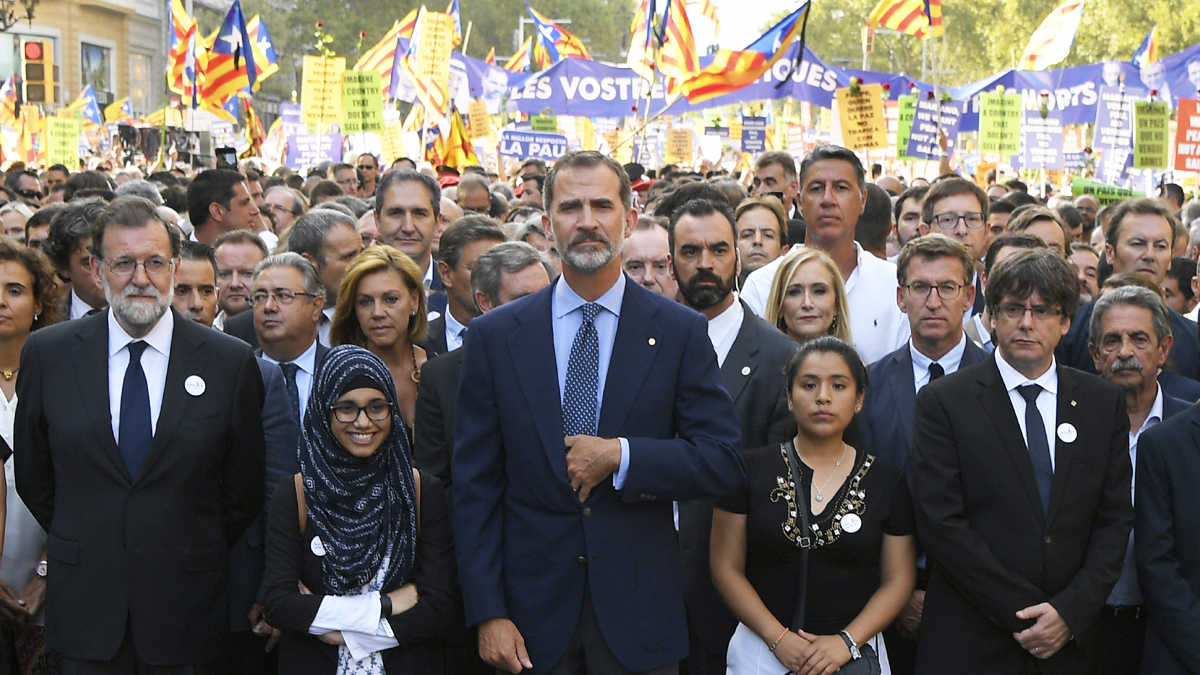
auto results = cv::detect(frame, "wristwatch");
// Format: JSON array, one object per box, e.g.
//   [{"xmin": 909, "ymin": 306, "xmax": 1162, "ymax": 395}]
[
  {"xmin": 379, "ymin": 592, "xmax": 392, "ymax": 618},
  {"xmin": 839, "ymin": 630, "xmax": 861, "ymax": 660},
  {"xmin": 35, "ymin": 560, "xmax": 47, "ymax": 578}
]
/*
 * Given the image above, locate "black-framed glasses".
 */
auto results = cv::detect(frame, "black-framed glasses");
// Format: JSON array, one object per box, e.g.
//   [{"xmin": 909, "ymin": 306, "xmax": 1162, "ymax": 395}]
[
  {"xmin": 932, "ymin": 211, "xmax": 986, "ymax": 230},
  {"xmin": 249, "ymin": 289, "xmax": 320, "ymax": 306},
  {"xmin": 103, "ymin": 256, "xmax": 174, "ymax": 277},
  {"xmin": 331, "ymin": 401, "xmax": 392, "ymax": 423},
  {"xmin": 904, "ymin": 281, "xmax": 964, "ymax": 299},
  {"xmin": 997, "ymin": 303, "xmax": 1064, "ymax": 321},
  {"xmin": 357, "ymin": 164, "xmax": 377, "ymax": 171},
  {"xmin": 16, "ymin": 188, "xmax": 42, "ymax": 200}
]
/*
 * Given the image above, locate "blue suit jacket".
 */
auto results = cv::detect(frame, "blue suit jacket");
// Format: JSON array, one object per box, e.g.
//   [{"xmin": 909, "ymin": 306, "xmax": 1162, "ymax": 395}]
[
  {"xmin": 858, "ymin": 338, "xmax": 989, "ymax": 478},
  {"xmin": 452, "ymin": 277, "xmax": 743, "ymax": 674}
]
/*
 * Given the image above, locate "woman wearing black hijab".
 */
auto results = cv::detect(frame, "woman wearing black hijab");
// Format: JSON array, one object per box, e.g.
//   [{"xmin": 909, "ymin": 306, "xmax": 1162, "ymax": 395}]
[{"xmin": 264, "ymin": 345, "xmax": 458, "ymax": 674}]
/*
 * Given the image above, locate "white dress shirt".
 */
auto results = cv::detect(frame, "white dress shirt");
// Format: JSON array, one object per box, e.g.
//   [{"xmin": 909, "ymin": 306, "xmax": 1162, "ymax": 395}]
[
  {"xmin": 910, "ymin": 333, "xmax": 968, "ymax": 393},
  {"xmin": 422, "ymin": 260, "xmax": 441, "ymax": 321},
  {"xmin": 70, "ymin": 289, "xmax": 96, "ymax": 321},
  {"xmin": 108, "ymin": 310, "xmax": 174, "ymax": 443},
  {"xmin": 971, "ymin": 313, "xmax": 994, "ymax": 352},
  {"xmin": 445, "ymin": 309, "xmax": 468, "ymax": 352},
  {"xmin": 260, "ymin": 340, "xmax": 318, "ymax": 420},
  {"xmin": 318, "ymin": 308, "xmax": 334, "ymax": 347},
  {"xmin": 706, "ymin": 295, "xmax": 744, "ymax": 368},
  {"xmin": 1108, "ymin": 385, "xmax": 1165, "ymax": 607},
  {"xmin": 995, "ymin": 352, "xmax": 1060, "ymax": 470}
]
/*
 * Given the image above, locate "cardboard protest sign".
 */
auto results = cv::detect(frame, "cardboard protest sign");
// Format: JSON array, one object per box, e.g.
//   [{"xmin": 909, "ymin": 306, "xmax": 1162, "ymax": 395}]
[
  {"xmin": 301, "ymin": 56, "xmax": 345, "ymax": 127},
  {"xmin": 835, "ymin": 83, "xmax": 887, "ymax": 151},
  {"xmin": 1133, "ymin": 100, "xmax": 1169, "ymax": 170},
  {"xmin": 342, "ymin": 70, "xmax": 384, "ymax": 133}
]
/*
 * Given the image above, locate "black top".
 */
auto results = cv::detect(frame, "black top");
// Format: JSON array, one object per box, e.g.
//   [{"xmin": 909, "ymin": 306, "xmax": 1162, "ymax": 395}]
[{"xmin": 716, "ymin": 444, "xmax": 913, "ymax": 635}]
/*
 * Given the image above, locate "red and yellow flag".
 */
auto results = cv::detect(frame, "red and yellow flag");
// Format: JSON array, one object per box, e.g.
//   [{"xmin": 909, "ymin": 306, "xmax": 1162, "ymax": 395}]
[
  {"xmin": 658, "ymin": 0, "xmax": 700, "ymax": 95},
  {"xmin": 1018, "ymin": 0, "xmax": 1086, "ymax": 71},
  {"xmin": 679, "ymin": 2, "xmax": 808, "ymax": 104}
]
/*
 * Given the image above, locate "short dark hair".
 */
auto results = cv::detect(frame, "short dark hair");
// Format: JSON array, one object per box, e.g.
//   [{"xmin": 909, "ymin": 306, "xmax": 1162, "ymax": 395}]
[
  {"xmin": 783, "ymin": 336, "xmax": 868, "ymax": 394},
  {"xmin": 26, "ymin": 202, "xmax": 66, "ymax": 232},
  {"xmin": 1003, "ymin": 179, "xmax": 1029, "ymax": 193},
  {"xmin": 308, "ymin": 180, "xmax": 344, "ymax": 207},
  {"xmin": 1000, "ymin": 191, "xmax": 1039, "ymax": 209},
  {"xmin": 984, "ymin": 232, "xmax": 1048, "ymax": 277},
  {"xmin": 214, "ymin": 229, "xmax": 269, "ymax": 258},
  {"xmin": 1106, "ymin": 197, "xmax": 1175, "ymax": 247},
  {"xmin": 1161, "ymin": 183, "xmax": 1185, "ymax": 206},
  {"xmin": 1166, "ymin": 256, "xmax": 1197, "ymax": 302},
  {"xmin": 520, "ymin": 158, "xmax": 548, "ymax": 174},
  {"xmin": 287, "ymin": 209, "xmax": 357, "ymax": 267},
  {"xmin": 5, "ymin": 169, "xmax": 39, "ymax": 194},
  {"xmin": 64, "ymin": 171, "xmax": 114, "ymax": 202},
  {"xmin": 90, "ymin": 196, "xmax": 180, "ymax": 262},
  {"xmin": 985, "ymin": 248, "xmax": 1079, "ymax": 321},
  {"xmin": 922, "ymin": 177, "xmax": 989, "ymax": 225},
  {"xmin": 667, "ymin": 198, "xmax": 737, "ymax": 253},
  {"xmin": 799, "ymin": 145, "xmax": 865, "ymax": 190},
  {"xmin": 856, "ymin": 184, "xmax": 893, "ymax": 252},
  {"xmin": 47, "ymin": 164, "xmax": 70, "ymax": 176},
  {"xmin": 710, "ymin": 179, "xmax": 749, "ymax": 210},
  {"xmin": 43, "ymin": 199, "xmax": 107, "ymax": 271},
  {"xmin": 438, "ymin": 216, "xmax": 507, "ymax": 269},
  {"xmin": 989, "ymin": 199, "xmax": 1017, "ymax": 216},
  {"xmin": 1056, "ymin": 204, "xmax": 1083, "ymax": 231},
  {"xmin": 755, "ymin": 151, "xmax": 797, "ymax": 181},
  {"xmin": 187, "ymin": 169, "xmax": 246, "ymax": 228},
  {"xmin": 148, "ymin": 171, "xmax": 180, "ymax": 188},
  {"xmin": 545, "ymin": 151, "xmax": 632, "ymax": 212},
  {"xmin": 893, "ymin": 185, "xmax": 929, "ymax": 223},
  {"xmin": 896, "ymin": 233, "xmax": 975, "ymax": 287},
  {"xmin": 1006, "ymin": 206, "xmax": 1071, "ymax": 249},
  {"xmin": 180, "ymin": 239, "xmax": 218, "ymax": 280},
  {"xmin": 374, "ymin": 169, "xmax": 441, "ymax": 218},
  {"xmin": 653, "ymin": 182, "xmax": 728, "ymax": 221}
]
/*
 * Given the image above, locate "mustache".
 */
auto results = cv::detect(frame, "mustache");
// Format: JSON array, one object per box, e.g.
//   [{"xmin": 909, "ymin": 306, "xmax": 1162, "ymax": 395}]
[
  {"xmin": 1110, "ymin": 357, "xmax": 1143, "ymax": 374},
  {"xmin": 687, "ymin": 269, "xmax": 724, "ymax": 286},
  {"xmin": 122, "ymin": 283, "xmax": 162, "ymax": 301},
  {"xmin": 568, "ymin": 231, "xmax": 611, "ymax": 247}
]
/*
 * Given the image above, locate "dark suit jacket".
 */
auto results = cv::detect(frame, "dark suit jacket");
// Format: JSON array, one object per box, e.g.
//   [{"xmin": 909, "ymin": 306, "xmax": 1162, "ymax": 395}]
[
  {"xmin": 858, "ymin": 338, "xmax": 989, "ymax": 477},
  {"xmin": 678, "ymin": 303, "xmax": 797, "ymax": 652},
  {"xmin": 1159, "ymin": 369, "xmax": 1200, "ymax": 403},
  {"xmin": 1135, "ymin": 400, "xmax": 1200, "ymax": 675},
  {"xmin": 14, "ymin": 309, "xmax": 266, "ymax": 664},
  {"xmin": 911, "ymin": 356, "xmax": 1133, "ymax": 675},
  {"xmin": 418, "ymin": 315, "xmax": 449, "ymax": 359},
  {"xmin": 263, "ymin": 472, "xmax": 459, "ymax": 674},
  {"xmin": 452, "ymin": 278, "xmax": 744, "ymax": 674},
  {"xmin": 413, "ymin": 347, "xmax": 463, "ymax": 497},
  {"xmin": 428, "ymin": 261, "xmax": 447, "ymax": 318},
  {"xmin": 223, "ymin": 309, "xmax": 259, "ymax": 349},
  {"xmin": 1059, "ymin": 301, "xmax": 1200, "ymax": 381}
]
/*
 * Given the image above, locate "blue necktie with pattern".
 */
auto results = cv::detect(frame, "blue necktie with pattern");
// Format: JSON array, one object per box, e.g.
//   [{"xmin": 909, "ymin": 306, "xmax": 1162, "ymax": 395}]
[{"xmin": 562, "ymin": 303, "xmax": 600, "ymax": 439}]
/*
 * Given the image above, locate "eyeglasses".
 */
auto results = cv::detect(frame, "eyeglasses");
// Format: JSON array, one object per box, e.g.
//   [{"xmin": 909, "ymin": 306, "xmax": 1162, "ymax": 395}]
[
  {"xmin": 932, "ymin": 212, "xmax": 986, "ymax": 230},
  {"xmin": 16, "ymin": 189, "xmax": 42, "ymax": 200},
  {"xmin": 903, "ymin": 281, "xmax": 964, "ymax": 299},
  {"xmin": 267, "ymin": 204, "xmax": 295, "ymax": 215},
  {"xmin": 997, "ymin": 303, "xmax": 1064, "ymax": 321},
  {"xmin": 331, "ymin": 401, "xmax": 392, "ymax": 423},
  {"xmin": 103, "ymin": 256, "xmax": 174, "ymax": 277},
  {"xmin": 249, "ymin": 289, "xmax": 320, "ymax": 306},
  {"xmin": 357, "ymin": 165, "xmax": 376, "ymax": 171}
]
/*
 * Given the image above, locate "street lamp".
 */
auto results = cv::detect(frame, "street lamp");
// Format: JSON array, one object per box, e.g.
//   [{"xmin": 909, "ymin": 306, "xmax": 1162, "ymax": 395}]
[{"xmin": 0, "ymin": 0, "xmax": 38, "ymax": 32}]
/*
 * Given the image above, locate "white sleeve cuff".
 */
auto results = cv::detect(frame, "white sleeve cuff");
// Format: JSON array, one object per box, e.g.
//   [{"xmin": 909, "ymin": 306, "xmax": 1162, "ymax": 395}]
[
  {"xmin": 342, "ymin": 621, "xmax": 400, "ymax": 661},
  {"xmin": 308, "ymin": 593, "xmax": 383, "ymax": 635},
  {"xmin": 612, "ymin": 437, "xmax": 630, "ymax": 489}
]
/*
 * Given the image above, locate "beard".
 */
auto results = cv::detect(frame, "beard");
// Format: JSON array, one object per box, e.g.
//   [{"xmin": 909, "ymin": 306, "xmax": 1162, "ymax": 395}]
[
  {"xmin": 557, "ymin": 229, "xmax": 620, "ymax": 273},
  {"xmin": 104, "ymin": 275, "xmax": 171, "ymax": 330},
  {"xmin": 678, "ymin": 267, "xmax": 737, "ymax": 312}
]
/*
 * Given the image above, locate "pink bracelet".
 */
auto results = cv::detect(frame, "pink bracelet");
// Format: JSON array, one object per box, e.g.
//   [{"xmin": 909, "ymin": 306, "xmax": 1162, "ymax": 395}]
[{"xmin": 769, "ymin": 627, "xmax": 790, "ymax": 652}]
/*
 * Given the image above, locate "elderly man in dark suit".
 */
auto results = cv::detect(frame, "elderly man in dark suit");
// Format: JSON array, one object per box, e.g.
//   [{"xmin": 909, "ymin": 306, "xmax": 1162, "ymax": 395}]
[
  {"xmin": 15, "ymin": 196, "xmax": 266, "ymax": 672},
  {"xmin": 417, "ymin": 216, "xmax": 507, "ymax": 358},
  {"xmin": 911, "ymin": 249, "xmax": 1133, "ymax": 674},
  {"xmin": 453, "ymin": 151, "xmax": 743, "ymax": 675},
  {"xmin": 858, "ymin": 233, "xmax": 988, "ymax": 674},
  {"xmin": 666, "ymin": 196, "xmax": 797, "ymax": 675}
]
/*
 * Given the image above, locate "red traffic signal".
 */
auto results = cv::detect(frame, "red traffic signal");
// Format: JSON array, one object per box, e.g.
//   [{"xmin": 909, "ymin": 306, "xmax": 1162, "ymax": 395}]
[{"xmin": 23, "ymin": 41, "xmax": 42, "ymax": 61}]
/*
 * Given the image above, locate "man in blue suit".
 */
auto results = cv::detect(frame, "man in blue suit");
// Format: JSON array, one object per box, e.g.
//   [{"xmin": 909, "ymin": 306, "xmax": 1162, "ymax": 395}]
[
  {"xmin": 453, "ymin": 151, "xmax": 743, "ymax": 675},
  {"xmin": 859, "ymin": 233, "xmax": 988, "ymax": 673}
]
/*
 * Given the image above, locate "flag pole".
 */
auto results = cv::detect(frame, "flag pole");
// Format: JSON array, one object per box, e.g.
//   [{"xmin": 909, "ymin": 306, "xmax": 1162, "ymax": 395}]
[{"xmin": 634, "ymin": 0, "xmax": 658, "ymax": 168}]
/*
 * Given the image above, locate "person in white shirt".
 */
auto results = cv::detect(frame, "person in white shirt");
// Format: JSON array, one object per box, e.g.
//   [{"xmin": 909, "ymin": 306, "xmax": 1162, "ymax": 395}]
[{"xmin": 252, "ymin": 253, "xmax": 328, "ymax": 422}]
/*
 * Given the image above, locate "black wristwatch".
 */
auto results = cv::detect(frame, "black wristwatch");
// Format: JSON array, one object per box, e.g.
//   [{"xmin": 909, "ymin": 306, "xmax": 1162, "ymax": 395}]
[
  {"xmin": 839, "ymin": 630, "xmax": 861, "ymax": 660},
  {"xmin": 379, "ymin": 592, "xmax": 392, "ymax": 618}
]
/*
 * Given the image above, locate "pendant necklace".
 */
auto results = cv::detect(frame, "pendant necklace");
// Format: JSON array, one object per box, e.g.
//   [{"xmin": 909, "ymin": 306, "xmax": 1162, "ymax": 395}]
[{"xmin": 812, "ymin": 443, "xmax": 849, "ymax": 503}]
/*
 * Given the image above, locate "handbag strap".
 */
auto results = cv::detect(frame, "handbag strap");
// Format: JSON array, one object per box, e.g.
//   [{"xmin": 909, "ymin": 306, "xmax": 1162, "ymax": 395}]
[{"xmin": 783, "ymin": 441, "xmax": 811, "ymax": 633}]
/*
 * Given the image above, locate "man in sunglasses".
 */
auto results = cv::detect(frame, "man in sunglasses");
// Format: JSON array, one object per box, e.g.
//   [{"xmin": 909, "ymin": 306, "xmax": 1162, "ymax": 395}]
[
  {"xmin": 5, "ymin": 169, "xmax": 43, "ymax": 207},
  {"xmin": 356, "ymin": 153, "xmax": 379, "ymax": 197},
  {"xmin": 919, "ymin": 177, "xmax": 991, "ymax": 319}
]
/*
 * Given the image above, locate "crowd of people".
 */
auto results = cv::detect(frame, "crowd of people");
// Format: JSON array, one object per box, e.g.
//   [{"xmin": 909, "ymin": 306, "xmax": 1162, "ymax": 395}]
[{"xmin": 0, "ymin": 145, "xmax": 1194, "ymax": 675}]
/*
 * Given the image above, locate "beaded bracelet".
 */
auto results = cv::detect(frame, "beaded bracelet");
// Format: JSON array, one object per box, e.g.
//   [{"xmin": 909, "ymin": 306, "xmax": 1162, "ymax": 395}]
[{"xmin": 769, "ymin": 627, "xmax": 790, "ymax": 652}]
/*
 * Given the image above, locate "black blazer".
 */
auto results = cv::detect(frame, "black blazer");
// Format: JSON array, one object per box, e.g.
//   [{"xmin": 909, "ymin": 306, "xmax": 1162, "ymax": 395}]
[
  {"xmin": 678, "ymin": 303, "xmax": 797, "ymax": 650},
  {"xmin": 1136, "ymin": 400, "xmax": 1200, "ymax": 674},
  {"xmin": 858, "ymin": 338, "xmax": 989, "ymax": 478},
  {"xmin": 224, "ymin": 309, "xmax": 260, "ymax": 349},
  {"xmin": 14, "ymin": 309, "xmax": 267, "ymax": 664},
  {"xmin": 1158, "ymin": 369, "xmax": 1200, "ymax": 403},
  {"xmin": 263, "ymin": 472, "xmax": 459, "ymax": 674},
  {"xmin": 427, "ymin": 263, "xmax": 448, "ymax": 318},
  {"xmin": 417, "ymin": 315, "xmax": 449, "ymax": 359},
  {"xmin": 911, "ymin": 356, "xmax": 1133, "ymax": 674},
  {"xmin": 413, "ymin": 347, "xmax": 463, "ymax": 496},
  {"xmin": 1059, "ymin": 301, "xmax": 1200, "ymax": 381}
]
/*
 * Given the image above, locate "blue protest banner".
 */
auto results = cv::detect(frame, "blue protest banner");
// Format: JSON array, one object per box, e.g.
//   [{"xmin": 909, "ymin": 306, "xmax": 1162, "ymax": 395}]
[
  {"xmin": 741, "ymin": 116, "xmax": 767, "ymax": 153},
  {"xmin": 905, "ymin": 98, "xmax": 961, "ymax": 159},
  {"xmin": 1021, "ymin": 110, "xmax": 1065, "ymax": 170},
  {"xmin": 1093, "ymin": 85, "xmax": 1142, "ymax": 185},
  {"xmin": 499, "ymin": 130, "xmax": 569, "ymax": 160},
  {"xmin": 285, "ymin": 134, "xmax": 343, "ymax": 170}
]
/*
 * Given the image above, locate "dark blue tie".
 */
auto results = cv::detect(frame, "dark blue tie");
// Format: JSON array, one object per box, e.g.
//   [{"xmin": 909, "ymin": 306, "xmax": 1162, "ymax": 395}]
[
  {"xmin": 1018, "ymin": 384, "xmax": 1054, "ymax": 513},
  {"xmin": 563, "ymin": 303, "xmax": 600, "ymax": 438},
  {"xmin": 279, "ymin": 362, "xmax": 301, "ymax": 424},
  {"xmin": 119, "ymin": 341, "xmax": 152, "ymax": 479}
]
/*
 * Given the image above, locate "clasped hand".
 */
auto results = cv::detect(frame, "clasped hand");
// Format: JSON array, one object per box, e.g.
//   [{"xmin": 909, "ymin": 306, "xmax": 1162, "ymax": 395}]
[
  {"xmin": 565, "ymin": 435, "xmax": 621, "ymax": 501},
  {"xmin": 772, "ymin": 630, "xmax": 851, "ymax": 675},
  {"xmin": 1013, "ymin": 602, "xmax": 1071, "ymax": 659}
]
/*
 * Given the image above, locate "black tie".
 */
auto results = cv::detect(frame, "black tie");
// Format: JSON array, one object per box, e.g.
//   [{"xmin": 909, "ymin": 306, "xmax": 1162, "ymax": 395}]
[
  {"xmin": 119, "ymin": 341, "xmax": 152, "ymax": 479},
  {"xmin": 928, "ymin": 363, "xmax": 945, "ymax": 381},
  {"xmin": 279, "ymin": 362, "xmax": 301, "ymax": 424},
  {"xmin": 1017, "ymin": 384, "xmax": 1054, "ymax": 513}
]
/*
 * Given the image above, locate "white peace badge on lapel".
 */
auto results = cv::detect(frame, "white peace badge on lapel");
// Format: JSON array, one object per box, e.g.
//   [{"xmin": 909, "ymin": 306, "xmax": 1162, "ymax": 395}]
[
  {"xmin": 184, "ymin": 375, "xmax": 206, "ymax": 397},
  {"xmin": 310, "ymin": 536, "xmax": 326, "ymax": 557},
  {"xmin": 1057, "ymin": 423, "xmax": 1077, "ymax": 444},
  {"xmin": 840, "ymin": 513, "xmax": 862, "ymax": 534}
]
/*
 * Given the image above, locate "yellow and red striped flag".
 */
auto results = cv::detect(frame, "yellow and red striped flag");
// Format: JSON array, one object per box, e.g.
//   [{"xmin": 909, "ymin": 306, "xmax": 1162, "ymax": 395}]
[
  {"xmin": 867, "ymin": 0, "xmax": 932, "ymax": 39},
  {"xmin": 687, "ymin": 0, "xmax": 719, "ymax": 34},
  {"xmin": 679, "ymin": 2, "xmax": 808, "ymax": 104},
  {"xmin": 658, "ymin": 0, "xmax": 699, "ymax": 96},
  {"xmin": 104, "ymin": 97, "xmax": 133, "ymax": 124},
  {"xmin": 435, "ymin": 110, "xmax": 478, "ymax": 169},
  {"xmin": 1131, "ymin": 25, "xmax": 1158, "ymax": 68},
  {"xmin": 353, "ymin": 11, "xmax": 417, "ymax": 97},
  {"xmin": 626, "ymin": 0, "xmax": 659, "ymax": 79},
  {"xmin": 0, "ymin": 76, "xmax": 18, "ymax": 129},
  {"xmin": 1018, "ymin": 0, "xmax": 1086, "ymax": 71},
  {"xmin": 505, "ymin": 36, "xmax": 532, "ymax": 72},
  {"xmin": 485, "ymin": 47, "xmax": 496, "ymax": 65},
  {"xmin": 200, "ymin": 0, "xmax": 257, "ymax": 107}
]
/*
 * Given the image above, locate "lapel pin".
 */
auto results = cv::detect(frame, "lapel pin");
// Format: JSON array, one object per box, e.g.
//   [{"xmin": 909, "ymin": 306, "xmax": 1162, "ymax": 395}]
[
  {"xmin": 648, "ymin": 337, "xmax": 656, "ymax": 346},
  {"xmin": 1071, "ymin": 400, "xmax": 1077, "ymax": 407},
  {"xmin": 1057, "ymin": 423, "xmax": 1077, "ymax": 443},
  {"xmin": 741, "ymin": 366, "xmax": 751, "ymax": 376},
  {"xmin": 841, "ymin": 513, "xmax": 862, "ymax": 533},
  {"xmin": 310, "ymin": 536, "xmax": 326, "ymax": 557},
  {"xmin": 184, "ymin": 375, "xmax": 206, "ymax": 397}
]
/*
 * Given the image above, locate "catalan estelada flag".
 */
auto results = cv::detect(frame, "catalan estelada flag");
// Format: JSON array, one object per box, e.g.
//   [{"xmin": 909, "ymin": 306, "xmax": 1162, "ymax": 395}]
[
  {"xmin": 66, "ymin": 85, "xmax": 105, "ymax": 131},
  {"xmin": 447, "ymin": 0, "xmax": 463, "ymax": 47},
  {"xmin": 627, "ymin": 0, "xmax": 661, "ymax": 79},
  {"xmin": 397, "ymin": 7, "xmax": 451, "ymax": 118},
  {"xmin": 1132, "ymin": 25, "xmax": 1158, "ymax": 68},
  {"xmin": 246, "ymin": 15, "xmax": 279, "ymax": 89},
  {"xmin": 0, "ymin": 76, "xmax": 18, "ymax": 129},
  {"xmin": 1018, "ymin": 0, "xmax": 1086, "ymax": 71},
  {"xmin": 527, "ymin": 3, "xmax": 591, "ymax": 69},
  {"xmin": 658, "ymin": 0, "xmax": 699, "ymax": 95},
  {"xmin": 201, "ymin": 0, "xmax": 257, "ymax": 106},
  {"xmin": 168, "ymin": 0, "xmax": 198, "ymax": 99},
  {"xmin": 678, "ymin": 1, "xmax": 809, "ymax": 104},
  {"xmin": 104, "ymin": 97, "xmax": 133, "ymax": 124},
  {"xmin": 867, "ymin": 0, "xmax": 933, "ymax": 39},
  {"xmin": 354, "ymin": 11, "xmax": 417, "ymax": 97},
  {"xmin": 505, "ymin": 36, "xmax": 533, "ymax": 72}
]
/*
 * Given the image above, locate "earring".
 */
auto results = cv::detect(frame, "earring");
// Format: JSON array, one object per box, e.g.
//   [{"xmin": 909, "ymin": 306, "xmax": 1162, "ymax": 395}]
[{"xmin": 830, "ymin": 315, "xmax": 838, "ymax": 331}]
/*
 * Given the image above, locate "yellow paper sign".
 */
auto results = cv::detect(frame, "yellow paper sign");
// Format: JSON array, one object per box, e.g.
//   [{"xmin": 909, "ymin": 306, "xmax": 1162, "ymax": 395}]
[
  {"xmin": 579, "ymin": 117, "xmax": 596, "ymax": 151},
  {"xmin": 728, "ymin": 118, "xmax": 743, "ymax": 143},
  {"xmin": 468, "ymin": 100, "xmax": 490, "ymax": 139},
  {"xmin": 411, "ymin": 11, "xmax": 454, "ymax": 116},
  {"xmin": 46, "ymin": 117, "xmax": 81, "ymax": 169},
  {"xmin": 835, "ymin": 84, "xmax": 887, "ymax": 151},
  {"xmin": 975, "ymin": 162, "xmax": 996, "ymax": 190},
  {"xmin": 301, "ymin": 55, "xmax": 346, "ymax": 127},
  {"xmin": 341, "ymin": 70, "xmax": 384, "ymax": 134},
  {"xmin": 665, "ymin": 128, "xmax": 694, "ymax": 165},
  {"xmin": 380, "ymin": 120, "xmax": 406, "ymax": 165},
  {"xmin": 604, "ymin": 131, "xmax": 632, "ymax": 164}
]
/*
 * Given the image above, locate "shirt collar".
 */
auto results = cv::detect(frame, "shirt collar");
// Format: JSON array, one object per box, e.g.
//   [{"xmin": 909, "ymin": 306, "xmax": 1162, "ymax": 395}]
[
  {"xmin": 707, "ymin": 293, "xmax": 744, "ymax": 333},
  {"xmin": 445, "ymin": 308, "xmax": 468, "ymax": 337},
  {"xmin": 71, "ymin": 289, "xmax": 95, "ymax": 317},
  {"xmin": 910, "ymin": 332, "xmax": 968, "ymax": 373},
  {"xmin": 553, "ymin": 273, "xmax": 627, "ymax": 321},
  {"xmin": 422, "ymin": 261, "xmax": 434, "ymax": 290},
  {"xmin": 108, "ymin": 307, "xmax": 175, "ymax": 359},
  {"xmin": 1147, "ymin": 384, "xmax": 1165, "ymax": 426},
  {"xmin": 973, "ymin": 313, "xmax": 992, "ymax": 347},
  {"xmin": 995, "ymin": 351, "xmax": 1058, "ymax": 396}
]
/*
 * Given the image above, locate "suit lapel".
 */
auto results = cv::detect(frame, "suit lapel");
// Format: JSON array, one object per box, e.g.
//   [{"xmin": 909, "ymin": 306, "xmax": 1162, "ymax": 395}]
[
  {"xmin": 137, "ymin": 316, "xmax": 208, "ymax": 482},
  {"xmin": 598, "ymin": 284, "xmax": 662, "ymax": 437},
  {"xmin": 887, "ymin": 349, "xmax": 917, "ymax": 450},
  {"xmin": 720, "ymin": 307, "xmax": 756, "ymax": 404},
  {"xmin": 978, "ymin": 358, "xmax": 1047, "ymax": 525},
  {"xmin": 507, "ymin": 287, "xmax": 569, "ymax": 482},
  {"xmin": 1046, "ymin": 367, "xmax": 1080, "ymax": 523},
  {"xmin": 71, "ymin": 313, "xmax": 128, "ymax": 481}
]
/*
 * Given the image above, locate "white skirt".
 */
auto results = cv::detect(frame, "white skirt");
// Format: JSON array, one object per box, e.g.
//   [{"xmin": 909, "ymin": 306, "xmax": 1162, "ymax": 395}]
[{"xmin": 725, "ymin": 622, "xmax": 891, "ymax": 675}]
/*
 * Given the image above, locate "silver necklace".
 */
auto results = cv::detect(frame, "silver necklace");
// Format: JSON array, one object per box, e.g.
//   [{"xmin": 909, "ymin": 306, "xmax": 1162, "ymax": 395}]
[{"xmin": 812, "ymin": 443, "xmax": 849, "ymax": 503}]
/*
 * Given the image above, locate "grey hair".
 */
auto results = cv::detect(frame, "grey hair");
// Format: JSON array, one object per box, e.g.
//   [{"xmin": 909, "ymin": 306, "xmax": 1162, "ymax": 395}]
[
  {"xmin": 115, "ymin": 179, "xmax": 165, "ymax": 206},
  {"xmin": 1182, "ymin": 199, "xmax": 1200, "ymax": 230},
  {"xmin": 471, "ymin": 241, "xmax": 554, "ymax": 311},
  {"xmin": 253, "ymin": 251, "xmax": 324, "ymax": 297},
  {"xmin": 1088, "ymin": 285, "xmax": 1172, "ymax": 348}
]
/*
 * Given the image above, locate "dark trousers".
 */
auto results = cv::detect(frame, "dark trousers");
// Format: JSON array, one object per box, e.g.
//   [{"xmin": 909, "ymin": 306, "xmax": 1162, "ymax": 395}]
[
  {"xmin": 679, "ymin": 620, "xmax": 726, "ymax": 675},
  {"xmin": 219, "ymin": 630, "xmax": 277, "ymax": 675},
  {"xmin": 543, "ymin": 584, "xmax": 678, "ymax": 675},
  {"xmin": 59, "ymin": 621, "xmax": 217, "ymax": 675},
  {"xmin": 1085, "ymin": 605, "xmax": 1147, "ymax": 675},
  {"xmin": 882, "ymin": 626, "xmax": 917, "ymax": 675}
]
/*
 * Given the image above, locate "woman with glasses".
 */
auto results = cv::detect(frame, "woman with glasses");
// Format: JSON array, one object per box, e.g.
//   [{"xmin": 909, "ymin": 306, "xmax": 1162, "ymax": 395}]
[
  {"xmin": 264, "ymin": 345, "xmax": 457, "ymax": 674},
  {"xmin": 765, "ymin": 248, "xmax": 853, "ymax": 346},
  {"xmin": 330, "ymin": 247, "xmax": 427, "ymax": 440}
]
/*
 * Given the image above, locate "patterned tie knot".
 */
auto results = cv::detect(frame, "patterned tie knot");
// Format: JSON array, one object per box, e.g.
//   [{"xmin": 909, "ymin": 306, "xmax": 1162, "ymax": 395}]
[
  {"xmin": 128, "ymin": 340, "xmax": 148, "ymax": 361},
  {"xmin": 581, "ymin": 302, "xmax": 601, "ymax": 324},
  {"xmin": 1018, "ymin": 383, "xmax": 1042, "ymax": 404},
  {"xmin": 279, "ymin": 362, "xmax": 299, "ymax": 378}
]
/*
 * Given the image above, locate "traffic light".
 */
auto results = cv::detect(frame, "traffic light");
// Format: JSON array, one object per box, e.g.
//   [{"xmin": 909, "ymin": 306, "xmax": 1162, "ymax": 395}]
[{"xmin": 21, "ymin": 40, "xmax": 54, "ymax": 104}]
